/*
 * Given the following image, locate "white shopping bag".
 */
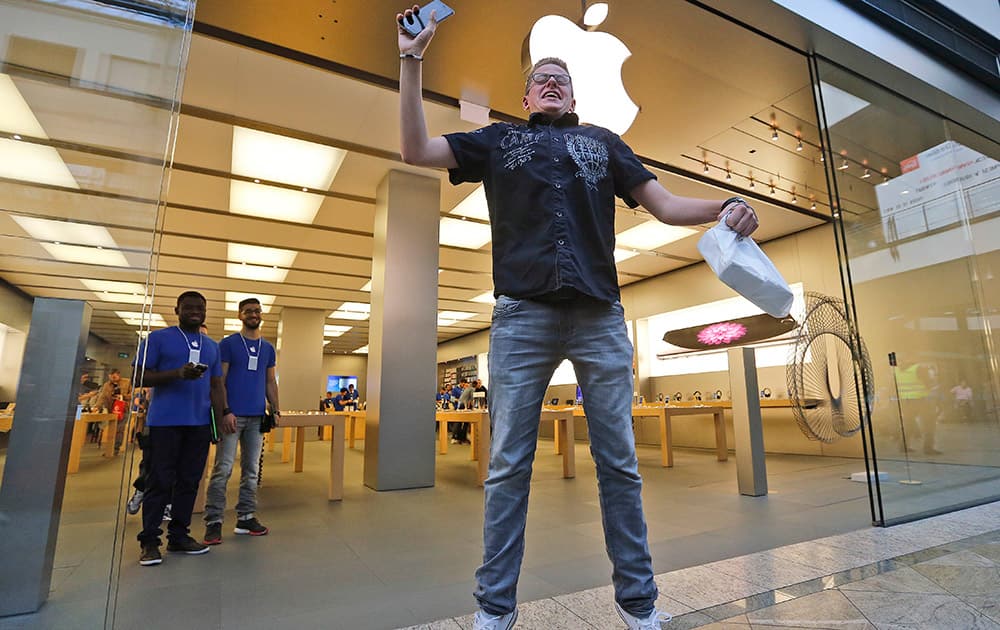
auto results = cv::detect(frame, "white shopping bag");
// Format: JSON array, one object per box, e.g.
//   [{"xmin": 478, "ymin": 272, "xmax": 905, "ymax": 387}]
[{"xmin": 697, "ymin": 219, "xmax": 794, "ymax": 318}]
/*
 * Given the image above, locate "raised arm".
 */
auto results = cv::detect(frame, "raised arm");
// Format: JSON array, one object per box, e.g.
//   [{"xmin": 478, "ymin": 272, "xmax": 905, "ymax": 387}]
[
  {"xmin": 630, "ymin": 179, "xmax": 759, "ymax": 237},
  {"xmin": 397, "ymin": 5, "xmax": 458, "ymax": 168}
]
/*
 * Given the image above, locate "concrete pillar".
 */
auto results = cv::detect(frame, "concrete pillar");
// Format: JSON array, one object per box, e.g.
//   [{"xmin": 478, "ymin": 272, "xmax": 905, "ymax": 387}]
[
  {"xmin": 277, "ymin": 307, "xmax": 325, "ymax": 412},
  {"xmin": 0, "ymin": 298, "xmax": 91, "ymax": 616},
  {"xmin": 364, "ymin": 170, "xmax": 440, "ymax": 491}
]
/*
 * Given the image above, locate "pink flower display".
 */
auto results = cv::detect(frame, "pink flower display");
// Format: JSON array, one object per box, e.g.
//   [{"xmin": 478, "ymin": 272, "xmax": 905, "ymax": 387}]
[{"xmin": 697, "ymin": 321, "xmax": 748, "ymax": 346}]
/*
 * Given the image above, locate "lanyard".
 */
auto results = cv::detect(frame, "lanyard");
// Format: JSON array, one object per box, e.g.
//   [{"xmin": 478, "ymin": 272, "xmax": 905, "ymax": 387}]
[
  {"xmin": 239, "ymin": 334, "xmax": 263, "ymax": 357},
  {"xmin": 175, "ymin": 327, "xmax": 203, "ymax": 350}
]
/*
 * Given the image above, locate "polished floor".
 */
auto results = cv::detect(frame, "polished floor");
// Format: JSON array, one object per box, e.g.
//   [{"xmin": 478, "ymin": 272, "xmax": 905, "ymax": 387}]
[{"xmin": 0, "ymin": 432, "xmax": 997, "ymax": 629}]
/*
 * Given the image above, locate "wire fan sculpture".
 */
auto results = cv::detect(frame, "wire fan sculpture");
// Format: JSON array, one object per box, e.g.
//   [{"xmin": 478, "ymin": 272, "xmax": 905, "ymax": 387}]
[{"xmin": 787, "ymin": 292, "xmax": 873, "ymax": 443}]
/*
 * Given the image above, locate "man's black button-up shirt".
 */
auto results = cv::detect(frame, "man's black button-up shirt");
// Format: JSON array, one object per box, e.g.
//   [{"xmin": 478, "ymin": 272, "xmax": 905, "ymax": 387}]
[{"xmin": 445, "ymin": 112, "xmax": 656, "ymax": 304}]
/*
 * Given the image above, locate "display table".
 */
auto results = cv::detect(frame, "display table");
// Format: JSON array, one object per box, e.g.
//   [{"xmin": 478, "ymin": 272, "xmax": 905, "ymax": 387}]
[
  {"xmin": 68, "ymin": 412, "xmax": 117, "ymax": 473},
  {"xmin": 435, "ymin": 408, "xmax": 576, "ymax": 485},
  {"xmin": 0, "ymin": 413, "xmax": 12, "ymax": 433},
  {"xmin": 276, "ymin": 412, "xmax": 347, "ymax": 501},
  {"xmin": 321, "ymin": 409, "xmax": 365, "ymax": 447}
]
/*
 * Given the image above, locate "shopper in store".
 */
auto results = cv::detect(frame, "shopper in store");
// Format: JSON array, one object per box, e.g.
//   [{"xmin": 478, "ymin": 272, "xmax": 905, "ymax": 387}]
[
  {"xmin": 452, "ymin": 379, "xmax": 472, "ymax": 444},
  {"xmin": 203, "ymin": 297, "xmax": 279, "ymax": 545},
  {"xmin": 320, "ymin": 390, "xmax": 336, "ymax": 411},
  {"xmin": 396, "ymin": 7, "xmax": 758, "ymax": 629},
  {"xmin": 133, "ymin": 291, "xmax": 228, "ymax": 566},
  {"xmin": 96, "ymin": 368, "xmax": 132, "ymax": 454}
]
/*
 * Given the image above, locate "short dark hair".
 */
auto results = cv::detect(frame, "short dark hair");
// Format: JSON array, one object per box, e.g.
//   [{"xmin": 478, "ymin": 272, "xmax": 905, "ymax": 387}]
[
  {"xmin": 109, "ymin": 368, "xmax": 121, "ymax": 375},
  {"xmin": 340, "ymin": 388, "xmax": 348, "ymax": 394},
  {"xmin": 176, "ymin": 291, "xmax": 206, "ymax": 307},
  {"xmin": 524, "ymin": 57, "xmax": 571, "ymax": 94},
  {"xmin": 238, "ymin": 297, "xmax": 261, "ymax": 312}
]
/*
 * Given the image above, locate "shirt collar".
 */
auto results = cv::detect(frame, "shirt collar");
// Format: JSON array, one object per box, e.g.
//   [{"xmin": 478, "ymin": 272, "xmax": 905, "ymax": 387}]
[{"xmin": 527, "ymin": 111, "xmax": 579, "ymax": 128}]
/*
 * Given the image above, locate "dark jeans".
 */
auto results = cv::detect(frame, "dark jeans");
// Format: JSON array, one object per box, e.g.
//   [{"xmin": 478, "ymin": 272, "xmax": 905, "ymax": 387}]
[{"xmin": 137, "ymin": 424, "xmax": 211, "ymax": 545}]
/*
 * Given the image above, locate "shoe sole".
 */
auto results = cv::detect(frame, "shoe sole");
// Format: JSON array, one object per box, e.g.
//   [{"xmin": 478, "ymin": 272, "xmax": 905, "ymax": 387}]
[
  {"xmin": 203, "ymin": 537, "xmax": 222, "ymax": 545},
  {"xmin": 139, "ymin": 557, "xmax": 162, "ymax": 566},
  {"xmin": 234, "ymin": 527, "xmax": 269, "ymax": 536},
  {"xmin": 167, "ymin": 546, "xmax": 210, "ymax": 555}
]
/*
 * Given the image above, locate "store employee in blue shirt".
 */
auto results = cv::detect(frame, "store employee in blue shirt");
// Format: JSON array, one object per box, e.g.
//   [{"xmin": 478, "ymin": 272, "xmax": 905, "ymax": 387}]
[
  {"xmin": 203, "ymin": 297, "xmax": 279, "ymax": 545},
  {"xmin": 134, "ymin": 291, "xmax": 228, "ymax": 567}
]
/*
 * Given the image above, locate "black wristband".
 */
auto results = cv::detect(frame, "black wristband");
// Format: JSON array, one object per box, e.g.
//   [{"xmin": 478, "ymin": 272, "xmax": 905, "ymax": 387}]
[{"xmin": 222, "ymin": 407, "xmax": 232, "ymax": 416}]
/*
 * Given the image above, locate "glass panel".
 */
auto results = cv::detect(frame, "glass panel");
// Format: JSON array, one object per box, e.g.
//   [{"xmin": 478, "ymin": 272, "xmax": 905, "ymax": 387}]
[
  {"xmin": 815, "ymin": 59, "xmax": 1000, "ymax": 524},
  {"xmin": 0, "ymin": 0, "xmax": 193, "ymax": 623}
]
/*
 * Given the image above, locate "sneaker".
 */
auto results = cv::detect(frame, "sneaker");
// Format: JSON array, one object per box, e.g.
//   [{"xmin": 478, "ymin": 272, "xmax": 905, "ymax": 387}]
[
  {"xmin": 614, "ymin": 602, "xmax": 672, "ymax": 629},
  {"xmin": 166, "ymin": 536, "xmax": 210, "ymax": 555},
  {"xmin": 162, "ymin": 503, "xmax": 172, "ymax": 521},
  {"xmin": 126, "ymin": 489, "xmax": 144, "ymax": 515},
  {"xmin": 139, "ymin": 542, "xmax": 162, "ymax": 566},
  {"xmin": 472, "ymin": 609, "xmax": 518, "ymax": 630},
  {"xmin": 203, "ymin": 522, "xmax": 223, "ymax": 545},
  {"xmin": 234, "ymin": 517, "xmax": 269, "ymax": 536}
]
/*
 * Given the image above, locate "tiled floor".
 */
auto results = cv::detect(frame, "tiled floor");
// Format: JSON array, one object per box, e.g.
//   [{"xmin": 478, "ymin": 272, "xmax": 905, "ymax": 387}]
[
  {"xmin": 0, "ymin": 435, "xmax": 997, "ymax": 629},
  {"xmin": 400, "ymin": 502, "xmax": 1000, "ymax": 629}
]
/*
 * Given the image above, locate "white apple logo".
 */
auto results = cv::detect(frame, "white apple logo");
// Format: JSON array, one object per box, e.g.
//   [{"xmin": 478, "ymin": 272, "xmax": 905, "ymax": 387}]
[{"xmin": 528, "ymin": 14, "xmax": 638, "ymax": 135}]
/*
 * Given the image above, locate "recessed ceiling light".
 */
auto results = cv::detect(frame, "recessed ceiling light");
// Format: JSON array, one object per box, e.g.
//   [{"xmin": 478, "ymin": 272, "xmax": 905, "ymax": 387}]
[
  {"xmin": 0, "ymin": 75, "xmax": 77, "ymax": 188},
  {"xmin": 471, "ymin": 291, "xmax": 496, "ymax": 304},
  {"xmin": 12, "ymin": 215, "xmax": 128, "ymax": 266},
  {"xmin": 353, "ymin": 345, "xmax": 369, "ymax": 354},
  {"xmin": 438, "ymin": 310, "xmax": 476, "ymax": 327},
  {"xmin": 439, "ymin": 217, "xmax": 491, "ymax": 249},
  {"xmin": 324, "ymin": 324, "xmax": 351, "ymax": 337},
  {"xmin": 360, "ymin": 280, "xmax": 372, "ymax": 292},
  {"xmin": 116, "ymin": 311, "xmax": 167, "ymax": 328},
  {"xmin": 226, "ymin": 243, "xmax": 296, "ymax": 282},
  {"xmin": 450, "ymin": 185, "xmax": 490, "ymax": 220},
  {"xmin": 615, "ymin": 221, "xmax": 697, "ymax": 250},
  {"xmin": 330, "ymin": 302, "xmax": 370, "ymax": 320},
  {"xmin": 81, "ymin": 279, "xmax": 148, "ymax": 304}
]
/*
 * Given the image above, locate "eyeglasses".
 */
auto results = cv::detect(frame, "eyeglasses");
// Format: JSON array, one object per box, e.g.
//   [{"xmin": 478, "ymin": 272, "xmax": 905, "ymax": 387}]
[
  {"xmin": 241, "ymin": 309, "xmax": 262, "ymax": 315},
  {"xmin": 529, "ymin": 72, "xmax": 571, "ymax": 86}
]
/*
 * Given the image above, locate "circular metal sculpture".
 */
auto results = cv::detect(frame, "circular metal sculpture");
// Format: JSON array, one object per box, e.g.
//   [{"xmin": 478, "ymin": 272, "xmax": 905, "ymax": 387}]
[{"xmin": 787, "ymin": 292, "xmax": 873, "ymax": 443}]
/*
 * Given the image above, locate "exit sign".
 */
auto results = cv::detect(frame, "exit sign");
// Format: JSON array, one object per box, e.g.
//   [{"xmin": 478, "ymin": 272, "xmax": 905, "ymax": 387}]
[{"xmin": 118, "ymin": 352, "xmax": 129, "ymax": 359}]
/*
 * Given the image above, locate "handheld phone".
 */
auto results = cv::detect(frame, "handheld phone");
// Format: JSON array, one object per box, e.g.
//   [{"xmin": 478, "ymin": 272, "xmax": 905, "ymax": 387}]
[
  {"xmin": 399, "ymin": 0, "xmax": 454, "ymax": 37},
  {"xmin": 195, "ymin": 363, "xmax": 209, "ymax": 373}
]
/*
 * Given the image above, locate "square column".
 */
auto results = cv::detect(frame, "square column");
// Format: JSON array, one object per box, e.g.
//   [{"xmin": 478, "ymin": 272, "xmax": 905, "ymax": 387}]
[
  {"xmin": 277, "ymin": 307, "xmax": 325, "ymax": 411},
  {"xmin": 364, "ymin": 170, "xmax": 440, "ymax": 491},
  {"xmin": 0, "ymin": 298, "xmax": 91, "ymax": 615},
  {"xmin": 728, "ymin": 347, "xmax": 768, "ymax": 496}
]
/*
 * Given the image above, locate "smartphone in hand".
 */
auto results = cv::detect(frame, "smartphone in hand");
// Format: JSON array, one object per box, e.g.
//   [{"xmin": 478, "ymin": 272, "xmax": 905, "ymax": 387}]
[{"xmin": 400, "ymin": 0, "xmax": 454, "ymax": 36}]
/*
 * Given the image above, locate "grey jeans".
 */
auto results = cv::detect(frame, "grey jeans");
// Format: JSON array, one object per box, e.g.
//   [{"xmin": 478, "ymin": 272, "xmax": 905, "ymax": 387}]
[{"xmin": 204, "ymin": 415, "xmax": 264, "ymax": 523}]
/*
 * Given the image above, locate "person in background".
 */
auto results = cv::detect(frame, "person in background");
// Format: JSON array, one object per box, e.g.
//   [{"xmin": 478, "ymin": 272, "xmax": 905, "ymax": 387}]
[
  {"xmin": 320, "ymin": 391, "xmax": 336, "ymax": 411},
  {"xmin": 396, "ymin": 6, "xmax": 758, "ymax": 628},
  {"xmin": 96, "ymin": 368, "xmax": 132, "ymax": 453},
  {"xmin": 333, "ymin": 387, "xmax": 349, "ymax": 411},
  {"xmin": 950, "ymin": 379, "xmax": 973, "ymax": 423},
  {"xmin": 133, "ymin": 291, "xmax": 229, "ymax": 567},
  {"xmin": 347, "ymin": 383, "xmax": 360, "ymax": 404},
  {"xmin": 436, "ymin": 385, "xmax": 452, "ymax": 410},
  {"xmin": 203, "ymin": 297, "xmax": 279, "ymax": 544}
]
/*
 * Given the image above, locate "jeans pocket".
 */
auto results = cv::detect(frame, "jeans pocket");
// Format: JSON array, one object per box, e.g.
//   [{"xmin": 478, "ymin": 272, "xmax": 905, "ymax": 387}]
[{"xmin": 492, "ymin": 295, "xmax": 522, "ymax": 320}]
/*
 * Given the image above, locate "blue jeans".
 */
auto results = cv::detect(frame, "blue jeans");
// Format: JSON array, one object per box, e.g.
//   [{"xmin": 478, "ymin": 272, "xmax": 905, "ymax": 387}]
[
  {"xmin": 204, "ymin": 415, "xmax": 264, "ymax": 523},
  {"xmin": 474, "ymin": 296, "xmax": 657, "ymax": 617}
]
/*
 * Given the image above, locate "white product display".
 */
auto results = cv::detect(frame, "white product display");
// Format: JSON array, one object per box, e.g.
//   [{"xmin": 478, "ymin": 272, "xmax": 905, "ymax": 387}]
[{"xmin": 697, "ymin": 220, "xmax": 794, "ymax": 318}]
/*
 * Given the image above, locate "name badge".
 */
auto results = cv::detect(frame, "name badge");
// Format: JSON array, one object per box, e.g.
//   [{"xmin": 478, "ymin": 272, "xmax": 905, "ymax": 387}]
[
  {"xmin": 248, "ymin": 355, "xmax": 259, "ymax": 371},
  {"xmin": 188, "ymin": 348, "xmax": 201, "ymax": 364}
]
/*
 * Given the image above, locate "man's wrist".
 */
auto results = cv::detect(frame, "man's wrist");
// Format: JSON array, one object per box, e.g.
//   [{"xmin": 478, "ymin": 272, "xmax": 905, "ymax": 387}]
[
  {"xmin": 222, "ymin": 407, "xmax": 232, "ymax": 416},
  {"xmin": 720, "ymin": 196, "xmax": 746, "ymax": 213}
]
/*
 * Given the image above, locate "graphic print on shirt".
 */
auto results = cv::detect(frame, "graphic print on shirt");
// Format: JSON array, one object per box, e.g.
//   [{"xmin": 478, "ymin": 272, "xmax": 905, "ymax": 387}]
[
  {"xmin": 565, "ymin": 134, "xmax": 609, "ymax": 190},
  {"xmin": 500, "ymin": 127, "xmax": 544, "ymax": 171}
]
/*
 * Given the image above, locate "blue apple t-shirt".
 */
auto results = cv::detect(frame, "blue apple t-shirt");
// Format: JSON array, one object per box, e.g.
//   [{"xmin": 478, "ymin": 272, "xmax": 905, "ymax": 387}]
[
  {"xmin": 135, "ymin": 326, "xmax": 221, "ymax": 426},
  {"xmin": 219, "ymin": 333, "xmax": 276, "ymax": 417}
]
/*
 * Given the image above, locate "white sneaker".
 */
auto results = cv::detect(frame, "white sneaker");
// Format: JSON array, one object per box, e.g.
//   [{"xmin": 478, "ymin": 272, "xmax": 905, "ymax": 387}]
[
  {"xmin": 162, "ymin": 503, "xmax": 172, "ymax": 521},
  {"xmin": 615, "ymin": 602, "xmax": 672, "ymax": 629},
  {"xmin": 126, "ymin": 489, "xmax": 144, "ymax": 515},
  {"xmin": 472, "ymin": 609, "xmax": 518, "ymax": 630}
]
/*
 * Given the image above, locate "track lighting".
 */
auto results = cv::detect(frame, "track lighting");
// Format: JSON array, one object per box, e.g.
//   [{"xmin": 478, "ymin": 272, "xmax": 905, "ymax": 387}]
[
  {"xmin": 862, "ymin": 168, "xmax": 871, "ymax": 179},
  {"xmin": 725, "ymin": 169, "xmax": 732, "ymax": 182},
  {"xmin": 796, "ymin": 139, "xmax": 803, "ymax": 152},
  {"xmin": 771, "ymin": 128, "xmax": 779, "ymax": 142},
  {"xmin": 703, "ymin": 162, "xmax": 709, "ymax": 173},
  {"xmin": 838, "ymin": 159, "xmax": 849, "ymax": 170}
]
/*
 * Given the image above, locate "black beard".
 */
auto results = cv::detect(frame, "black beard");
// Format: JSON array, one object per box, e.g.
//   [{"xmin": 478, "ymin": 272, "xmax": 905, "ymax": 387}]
[{"xmin": 243, "ymin": 320, "xmax": 261, "ymax": 330}]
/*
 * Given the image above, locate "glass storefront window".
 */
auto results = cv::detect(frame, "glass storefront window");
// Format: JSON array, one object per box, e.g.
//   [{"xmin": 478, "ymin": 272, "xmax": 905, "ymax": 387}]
[
  {"xmin": 815, "ymin": 58, "xmax": 1000, "ymax": 524},
  {"xmin": 0, "ymin": 0, "xmax": 193, "ymax": 622}
]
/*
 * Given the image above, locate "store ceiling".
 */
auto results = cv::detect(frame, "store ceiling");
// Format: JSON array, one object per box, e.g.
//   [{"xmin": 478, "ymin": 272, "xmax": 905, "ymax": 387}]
[{"xmin": 3, "ymin": 0, "xmax": 905, "ymax": 358}]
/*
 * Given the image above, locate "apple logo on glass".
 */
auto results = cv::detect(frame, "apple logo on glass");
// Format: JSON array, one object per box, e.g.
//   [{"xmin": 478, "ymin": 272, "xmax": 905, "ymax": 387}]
[{"xmin": 527, "ymin": 11, "xmax": 638, "ymax": 135}]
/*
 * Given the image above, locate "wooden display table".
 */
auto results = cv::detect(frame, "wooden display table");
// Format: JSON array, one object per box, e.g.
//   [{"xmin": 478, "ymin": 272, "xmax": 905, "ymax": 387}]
[
  {"xmin": 434, "ymin": 408, "xmax": 576, "ymax": 485},
  {"xmin": 68, "ymin": 412, "xmax": 117, "ymax": 473},
  {"xmin": 0, "ymin": 414, "xmax": 12, "ymax": 433},
  {"xmin": 277, "ymin": 412, "xmax": 347, "ymax": 501},
  {"xmin": 320, "ymin": 409, "xmax": 365, "ymax": 447}
]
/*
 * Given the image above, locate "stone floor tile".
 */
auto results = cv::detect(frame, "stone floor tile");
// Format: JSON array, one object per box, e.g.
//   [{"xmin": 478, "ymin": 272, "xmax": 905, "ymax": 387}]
[
  {"xmin": 842, "ymin": 590, "xmax": 999, "ymax": 629},
  {"xmin": 653, "ymin": 565, "xmax": 768, "ymax": 610},
  {"xmin": 746, "ymin": 589, "xmax": 874, "ymax": 629},
  {"xmin": 838, "ymin": 565, "xmax": 949, "ymax": 595}
]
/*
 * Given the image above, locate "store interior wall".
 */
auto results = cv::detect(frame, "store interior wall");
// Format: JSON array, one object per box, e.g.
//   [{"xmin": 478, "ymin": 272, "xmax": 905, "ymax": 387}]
[{"xmin": 321, "ymin": 353, "xmax": 368, "ymax": 405}]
